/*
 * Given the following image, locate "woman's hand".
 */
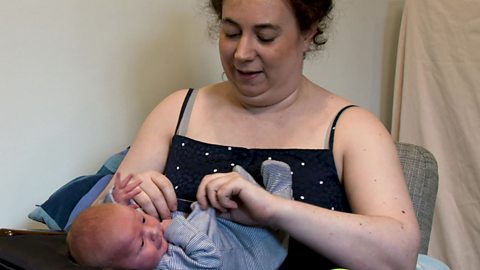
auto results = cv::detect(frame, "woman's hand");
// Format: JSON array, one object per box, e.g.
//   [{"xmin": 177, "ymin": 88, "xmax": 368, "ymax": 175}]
[
  {"xmin": 123, "ymin": 171, "xmax": 177, "ymax": 220},
  {"xmin": 196, "ymin": 172, "xmax": 280, "ymax": 226}
]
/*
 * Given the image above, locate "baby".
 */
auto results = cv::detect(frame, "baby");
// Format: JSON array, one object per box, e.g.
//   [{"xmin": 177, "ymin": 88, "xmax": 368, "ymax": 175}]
[{"xmin": 67, "ymin": 160, "xmax": 292, "ymax": 270}]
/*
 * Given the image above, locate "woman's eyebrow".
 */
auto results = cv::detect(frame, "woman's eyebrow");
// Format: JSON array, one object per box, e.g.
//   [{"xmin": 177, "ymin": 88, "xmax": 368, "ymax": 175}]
[
  {"xmin": 221, "ymin": 18, "xmax": 280, "ymax": 31},
  {"xmin": 255, "ymin": 24, "xmax": 280, "ymax": 32},
  {"xmin": 221, "ymin": 18, "xmax": 239, "ymax": 27}
]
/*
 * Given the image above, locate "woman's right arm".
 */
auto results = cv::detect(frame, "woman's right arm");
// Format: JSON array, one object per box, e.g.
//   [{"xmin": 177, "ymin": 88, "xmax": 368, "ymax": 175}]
[{"xmin": 92, "ymin": 89, "xmax": 191, "ymax": 220}]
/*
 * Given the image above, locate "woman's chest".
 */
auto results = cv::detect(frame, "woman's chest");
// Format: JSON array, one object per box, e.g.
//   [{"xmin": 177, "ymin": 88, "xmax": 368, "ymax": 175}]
[
  {"xmin": 164, "ymin": 136, "xmax": 351, "ymax": 212},
  {"xmin": 188, "ymin": 113, "xmax": 331, "ymax": 149}
]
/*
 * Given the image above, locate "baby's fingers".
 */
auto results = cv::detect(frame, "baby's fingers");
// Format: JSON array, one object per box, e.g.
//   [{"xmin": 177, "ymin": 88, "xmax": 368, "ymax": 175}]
[
  {"xmin": 124, "ymin": 178, "xmax": 142, "ymax": 193},
  {"xmin": 124, "ymin": 185, "xmax": 142, "ymax": 200},
  {"xmin": 114, "ymin": 172, "xmax": 134, "ymax": 188}
]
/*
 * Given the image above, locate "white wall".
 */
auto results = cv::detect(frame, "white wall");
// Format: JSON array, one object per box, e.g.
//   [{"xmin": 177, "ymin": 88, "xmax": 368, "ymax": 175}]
[{"xmin": 0, "ymin": 0, "xmax": 404, "ymax": 229}]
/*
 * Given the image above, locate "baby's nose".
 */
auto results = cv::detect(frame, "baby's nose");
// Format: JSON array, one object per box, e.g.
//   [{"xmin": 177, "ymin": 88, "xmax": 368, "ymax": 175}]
[
  {"xmin": 147, "ymin": 225, "xmax": 162, "ymax": 241},
  {"xmin": 148, "ymin": 226, "xmax": 158, "ymax": 235},
  {"xmin": 146, "ymin": 227, "xmax": 163, "ymax": 249}
]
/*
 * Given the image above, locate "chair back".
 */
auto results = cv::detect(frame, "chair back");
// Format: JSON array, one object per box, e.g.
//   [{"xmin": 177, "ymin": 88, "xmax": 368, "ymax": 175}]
[{"xmin": 396, "ymin": 142, "xmax": 439, "ymax": 254}]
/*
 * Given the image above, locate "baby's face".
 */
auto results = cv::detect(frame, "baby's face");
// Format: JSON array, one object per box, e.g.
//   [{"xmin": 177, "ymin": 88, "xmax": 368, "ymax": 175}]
[{"xmin": 110, "ymin": 205, "xmax": 169, "ymax": 270}]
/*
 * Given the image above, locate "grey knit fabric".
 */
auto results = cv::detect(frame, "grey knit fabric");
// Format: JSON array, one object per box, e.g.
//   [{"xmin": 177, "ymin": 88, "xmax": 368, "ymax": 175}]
[{"xmin": 396, "ymin": 142, "xmax": 439, "ymax": 254}]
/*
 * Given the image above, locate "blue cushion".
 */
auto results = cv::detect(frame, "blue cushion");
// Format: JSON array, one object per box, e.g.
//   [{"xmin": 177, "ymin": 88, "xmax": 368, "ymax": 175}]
[{"xmin": 28, "ymin": 148, "xmax": 128, "ymax": 230}]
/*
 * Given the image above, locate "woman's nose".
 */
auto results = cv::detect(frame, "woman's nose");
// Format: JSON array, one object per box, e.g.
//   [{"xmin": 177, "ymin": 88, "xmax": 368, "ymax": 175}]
[{"xmin": 234, "ymin": 35, "xmax": 256, "ymax": 61}]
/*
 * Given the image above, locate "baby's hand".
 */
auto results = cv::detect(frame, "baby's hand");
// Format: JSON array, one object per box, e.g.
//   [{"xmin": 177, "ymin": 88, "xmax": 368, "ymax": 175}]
[
  {"xmin": 112, "ymin": 172, "xmax": 142, "ymax": 205},
  {"xmin": 160, "ymin": 218, "xmax": 173, "ymax": 229}
]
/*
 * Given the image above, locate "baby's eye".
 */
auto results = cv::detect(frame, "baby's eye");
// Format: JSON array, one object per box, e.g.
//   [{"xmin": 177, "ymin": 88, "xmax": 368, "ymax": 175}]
[
  {"xmin": 142, "ymin": 217, "xmax": 146, "ymax": 224},
  {"xmin": 141, "ymin": 239, "xmax": 145, "ymax": 248}
]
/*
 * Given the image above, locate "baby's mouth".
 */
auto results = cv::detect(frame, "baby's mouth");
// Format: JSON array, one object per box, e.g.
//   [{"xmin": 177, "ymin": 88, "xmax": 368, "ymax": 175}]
[{"xmin": 159, "ymin": 235, "xmax": 169, "ymax": 252}]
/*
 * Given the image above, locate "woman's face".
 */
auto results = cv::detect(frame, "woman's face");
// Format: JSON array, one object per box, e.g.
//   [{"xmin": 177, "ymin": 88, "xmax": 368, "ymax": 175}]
[{"xmin": 219, "ymin": 0, "xmax": 313, "ymax": 106}]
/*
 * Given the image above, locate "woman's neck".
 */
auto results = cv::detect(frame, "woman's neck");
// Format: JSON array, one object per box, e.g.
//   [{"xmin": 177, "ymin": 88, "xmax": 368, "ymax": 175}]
[{"xmin": 232, "ymin": 76, "xmax": 311, "ymax": 115}]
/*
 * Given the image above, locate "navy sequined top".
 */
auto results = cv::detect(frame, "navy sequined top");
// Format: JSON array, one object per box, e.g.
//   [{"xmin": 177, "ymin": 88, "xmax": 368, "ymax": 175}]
[{"xmin": 164, "ymin": 88, "xmax": 354, "ymax": 269}]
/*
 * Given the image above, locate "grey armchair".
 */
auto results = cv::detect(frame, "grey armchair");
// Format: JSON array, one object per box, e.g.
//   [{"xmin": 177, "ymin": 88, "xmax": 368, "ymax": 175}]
[{"xmin": 396, "ymin": 142, "xmax": 439, "ymax": 255}]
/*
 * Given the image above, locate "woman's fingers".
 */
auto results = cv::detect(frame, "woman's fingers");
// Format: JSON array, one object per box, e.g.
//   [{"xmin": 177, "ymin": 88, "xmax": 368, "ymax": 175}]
[
  {"xmin": 196, "ymin": 175, "xmax": 210, "ymax": 209},
  {"xmin": 197, "ymin": 172, "xmax": 247, "ymax": 211},
  {"xmin": 128, "ymin": 171, "xmax": 177, "ymax": 220},
  {"xmin": 134, "ymin": 190, "xmax": 160, "ymax": 218},
  {"xmin": 207, "ymin": 185, "xmax": 227, "ymax": 213},
  {"xmin": 198, "ymin": 171, "xmax": 281, "ymax": 226},
  {"xmin": 196, "ymin": 173, "xmax": 229, "ymax": 210},
  {"xmin": 151, "ymin": 173, "xmax": 177, "ymax": 212},
  {"xmin": 140, "ymin": 185, "xmax": 171, "ymax": 219},
  {"xmin": 216, "ymin": 184, "xmax": 239, "ymax": 209}
]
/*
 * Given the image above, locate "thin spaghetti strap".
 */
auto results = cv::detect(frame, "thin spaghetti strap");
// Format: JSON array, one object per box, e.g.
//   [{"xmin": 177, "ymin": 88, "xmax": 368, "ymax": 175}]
[
  {"xmin": 174, "ymin": 88, "xmax": 197, "ymax": 136},
  {"xmin": 328, "ymin": 105, "xmax": 358, "ymax": 150}
]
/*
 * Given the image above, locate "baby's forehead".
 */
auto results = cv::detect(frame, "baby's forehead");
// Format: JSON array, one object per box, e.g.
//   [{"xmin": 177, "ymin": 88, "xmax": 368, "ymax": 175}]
[
  {"xmin": 109, "ymin": 205, "xmax": 138, "ymax": 222},
  {"xmin": 99, "ymin": 205, "xmax": 138, "ymax": 236},
  {"xmin": 105, "ymin": 209, "xmax": 139, "ymax": 247},
  {"xmin": 103, "ymin": 203, "xmax": 137, "ymax": 217}
]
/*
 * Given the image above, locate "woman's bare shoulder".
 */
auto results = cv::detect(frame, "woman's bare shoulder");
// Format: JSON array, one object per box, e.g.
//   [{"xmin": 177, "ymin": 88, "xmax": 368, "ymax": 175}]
[
  {"xmin": 337, "ymin": 107, "xmax": 388, "ymax": 137},
  {"xmin": 147, "ymin": 84, "xmax": 224, "ymax": 127},
  {"xmin": 155, "ymin": 88, "xmax": 191, "ymax": 109},
  {"xmin": 332, "ymin": 106, "xmax": 391, "ymax": 148},
  {"xmin": 333, "ymin": 105, "xmax": 398, "ymax": 166},
  {"xmin": 139, "ymin": 88, "xmax": 193, "ymax": 134}
]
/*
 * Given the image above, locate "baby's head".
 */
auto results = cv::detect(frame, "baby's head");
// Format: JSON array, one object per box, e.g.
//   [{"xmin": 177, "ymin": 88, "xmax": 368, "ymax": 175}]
[{"xmin": 67, "ymin": 203, "xmax": 169, "ymax": 270}]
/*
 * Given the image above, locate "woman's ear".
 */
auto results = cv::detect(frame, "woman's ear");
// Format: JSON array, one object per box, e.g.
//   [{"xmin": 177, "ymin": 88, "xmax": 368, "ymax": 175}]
[{"xmin": 302, "ymin": 25, "xmax": 317, "ymax": 53}]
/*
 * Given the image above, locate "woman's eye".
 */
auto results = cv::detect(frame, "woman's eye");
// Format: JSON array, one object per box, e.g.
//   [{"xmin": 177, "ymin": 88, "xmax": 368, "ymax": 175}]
[
  {"xmin": 224, "ymin": 32, "xmax": 240, "ymax": 39},
  {"xmin": 258, "ymin": 36, "xmax": 275, "ymax": 43}
]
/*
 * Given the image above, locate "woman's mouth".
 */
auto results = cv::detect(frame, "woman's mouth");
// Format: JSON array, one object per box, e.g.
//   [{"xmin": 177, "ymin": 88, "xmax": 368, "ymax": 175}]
[{"xmin": 236, "ymin": 69, "xmax": 263, "ymax": 80}]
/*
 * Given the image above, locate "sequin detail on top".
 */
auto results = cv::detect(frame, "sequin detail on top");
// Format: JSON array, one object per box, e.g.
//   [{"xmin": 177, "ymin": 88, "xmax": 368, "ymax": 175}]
[{"xmin": 164, "ymin": 135, "xmax": 351, "ymax": 213}]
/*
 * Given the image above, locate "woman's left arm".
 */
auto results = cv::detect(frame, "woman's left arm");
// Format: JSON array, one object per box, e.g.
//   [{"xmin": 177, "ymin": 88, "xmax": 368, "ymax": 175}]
[
  {"xmin": 197, "ymin": 108, "xmax": 420, "ymax": 270},
  {"xmin": 332, "ymin": 107, "xmax": 421, "ymax": 269},
  {"xmin": 272, "ymin": 108, "xmax": 420, "ymax": 269}
]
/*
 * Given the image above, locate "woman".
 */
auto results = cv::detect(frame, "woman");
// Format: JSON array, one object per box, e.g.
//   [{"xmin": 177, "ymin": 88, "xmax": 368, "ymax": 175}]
[{"xmin": 95, "ymin": 0, "xmax": 420, "ymax": 269}]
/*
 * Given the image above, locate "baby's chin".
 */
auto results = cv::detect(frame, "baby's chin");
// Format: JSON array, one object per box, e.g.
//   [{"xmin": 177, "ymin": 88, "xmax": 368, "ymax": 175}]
[{"xmin": 159, "ymin": 237, "xmax": 169, "ymax": 256}]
